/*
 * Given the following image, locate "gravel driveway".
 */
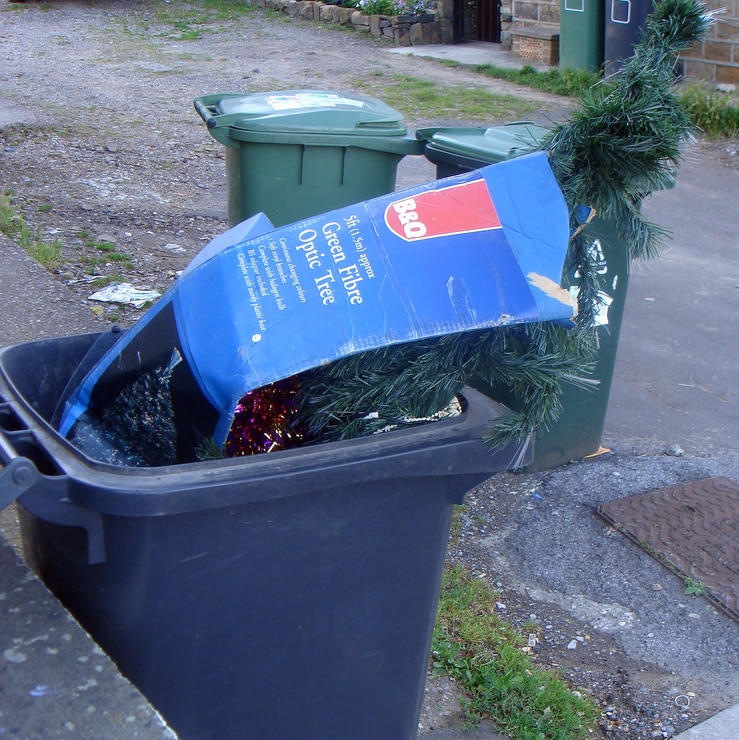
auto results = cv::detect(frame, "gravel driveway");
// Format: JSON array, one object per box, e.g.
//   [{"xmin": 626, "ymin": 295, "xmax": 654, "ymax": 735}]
[{"xmin": 1, "ymin": 0, "xmax": 561, "ymax": 323}]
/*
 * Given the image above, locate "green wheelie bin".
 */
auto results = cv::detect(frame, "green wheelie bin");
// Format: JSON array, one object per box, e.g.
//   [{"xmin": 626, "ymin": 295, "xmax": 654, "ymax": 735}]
[
  {"xmin": 559, "ymin": 0, "xmax": 605, "ymax": 72},
  {"xmin": 195, "ymin": 90, "xmax": 424, "ymax": 227},
  {"xmin": 418, "ymin": 122, "xmax": 631, "ymax": 471}
]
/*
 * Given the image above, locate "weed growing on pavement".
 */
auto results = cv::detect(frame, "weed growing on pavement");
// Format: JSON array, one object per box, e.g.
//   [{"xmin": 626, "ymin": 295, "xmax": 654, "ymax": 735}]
[
  {"xmin": 25, "ymin": 235, "xmax": 62, "ymax": 270},
  {"xmin": 683, "ymin": 577, "xmax": 707, "ymax": 596},
  {"xmin": 0, "ymin": 191, "xmax": 27, "ymax": 244},
  {"xmin": 0, "ymin": 190, "xmax": 61, "ymax": 270},
  {"xmin": 433, "ymin": 563, "xmax": 599, "ymax": 739},
  {"xmin": 87, "ymin": 273, "xmax": 124, "ymax": 287},
  {"xmin": 449, "ymin": 504, "xmax": 464, "ymax": 542},
  {"xmin": 75, "ymin": 231, "xmax": 135, "ymax": 271}
]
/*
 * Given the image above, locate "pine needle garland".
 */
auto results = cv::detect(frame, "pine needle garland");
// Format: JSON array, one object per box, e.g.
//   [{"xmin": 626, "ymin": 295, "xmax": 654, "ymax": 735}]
[
  {"xmin": 546, "ymin": 0, "xmax": 711, "ymax": 263},
  {"xmin": 291, "ymin": 0, "xmax": 711, "ymax": 456}
]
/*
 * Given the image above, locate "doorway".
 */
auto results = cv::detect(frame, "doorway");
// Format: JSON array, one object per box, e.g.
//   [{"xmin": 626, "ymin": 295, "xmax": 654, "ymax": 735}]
[
  {"xmin": 453, "ymin": 0, "xmax": 501, "ymax": 44},
  {"xmin": 476, "ymin": 0, "xmax": 501, "ymax": 42}
]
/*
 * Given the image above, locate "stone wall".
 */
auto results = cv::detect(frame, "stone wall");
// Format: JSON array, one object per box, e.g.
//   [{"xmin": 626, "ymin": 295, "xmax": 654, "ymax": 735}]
[
  {"xmin": 245, "ymin": 0, "xmax": 443, "ymax": 45},
  {"xmin": 680, "ymin": 0, "xmax": 739, "ymax": 85},
  {"xmin": 500, "ymin": 1, "xmax": 514, "ymax": 48},
  {"xmin": 429, "ymin": 0, "xmax": 456, "ymax": 44},
  {"xmin": 503, "ymin": 0, "xmax": 559, "ymax": 47}
]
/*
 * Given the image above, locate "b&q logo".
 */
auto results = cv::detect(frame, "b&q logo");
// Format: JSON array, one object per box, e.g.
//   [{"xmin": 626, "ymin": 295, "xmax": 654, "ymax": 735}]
[{"xmin": 384, "ymin": 179, "xmax": 502, "ymax": 241}]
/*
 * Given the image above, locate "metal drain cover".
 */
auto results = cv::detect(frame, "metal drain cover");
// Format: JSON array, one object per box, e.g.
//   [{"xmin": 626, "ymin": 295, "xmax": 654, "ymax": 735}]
[{"xmin": 597, "ymin": 477, "xmax": 739, "ymax": 622}]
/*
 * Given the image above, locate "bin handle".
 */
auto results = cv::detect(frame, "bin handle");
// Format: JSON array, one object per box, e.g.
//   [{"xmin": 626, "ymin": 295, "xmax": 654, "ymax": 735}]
[
  {"xmin": 193, "ymin": 94, "xmax": 244, "ymax": 147},
  {"xmin": 416, "ymin": 122, "xmax": 540, "ymax": 142},
  {"xmin": 0, "ymin": 427, "xmax": 39, "ymax": 510},
  {"xmin": 0, "ymin": 408, "xmax": 106, "ymax": 564},
  {"xmin": 193, "ymin": 95, "xmax": 221, "ymax": 129}
]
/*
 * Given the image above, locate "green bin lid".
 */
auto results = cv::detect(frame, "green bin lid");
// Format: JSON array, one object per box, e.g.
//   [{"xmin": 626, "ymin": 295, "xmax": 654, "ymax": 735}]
[
  {"xmin": 195, "ymin": 90, "xmax": 408, "ymax": 137},
  {"xmin": 416, "ymin": 122, "xmax": 549, "ymax": 164}
]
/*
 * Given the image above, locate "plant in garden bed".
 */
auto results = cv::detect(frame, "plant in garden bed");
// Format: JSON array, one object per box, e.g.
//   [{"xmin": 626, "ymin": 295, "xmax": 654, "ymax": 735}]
[{"xmin": 341, "ymin": 0, "xmax": 427, "ymax": 16}]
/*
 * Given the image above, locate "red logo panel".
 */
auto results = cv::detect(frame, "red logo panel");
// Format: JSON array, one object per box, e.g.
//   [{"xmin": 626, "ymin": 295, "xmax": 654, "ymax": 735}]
[{"xmin": 385, "ymin": 178, "xmax": 502, "ymax": 241}]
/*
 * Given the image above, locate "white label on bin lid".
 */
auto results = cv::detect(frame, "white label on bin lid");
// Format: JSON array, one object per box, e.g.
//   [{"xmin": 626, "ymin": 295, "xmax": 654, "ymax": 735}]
[{"xmin": 266, "ymin": 93, "xmax": 365, "ymax": 111}]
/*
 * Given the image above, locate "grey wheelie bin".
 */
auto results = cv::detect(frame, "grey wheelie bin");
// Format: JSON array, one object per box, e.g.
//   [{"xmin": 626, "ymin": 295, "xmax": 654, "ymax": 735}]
[
  {"xmin": 195, "ymin": 90, "xmax": 424, "ymax": 227},
  {"xmin": 0, "ymin": 330, "xmax": 529, "ymax": 740},
  {"xmin": 605, "ymin": 0, "xmax": 654, "ymax": 75}
]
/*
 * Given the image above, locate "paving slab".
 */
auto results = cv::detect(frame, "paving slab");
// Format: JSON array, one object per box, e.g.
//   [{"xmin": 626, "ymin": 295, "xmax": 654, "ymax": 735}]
[
  {"xmin": 673, "ymin": 702, "xmax": 739, "ymax": 738},
  {"xmin": 0, "ymin": 515, "xmax": 175, "ymax": 739},
  {"xmin": 384, "ymin": 41, "xmax": 552, "ymax": 71}
]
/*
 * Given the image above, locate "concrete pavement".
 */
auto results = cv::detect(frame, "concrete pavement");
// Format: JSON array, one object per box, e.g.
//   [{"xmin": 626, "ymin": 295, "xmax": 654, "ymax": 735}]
[{"xmin": 384, "ymin": 41, "xmax": 553, "ymax": 71}]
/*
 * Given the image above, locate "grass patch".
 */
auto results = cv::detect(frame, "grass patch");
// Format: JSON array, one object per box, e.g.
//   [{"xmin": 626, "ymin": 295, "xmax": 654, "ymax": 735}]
[
  {"xmin": 471, "ymin": 65, "xmax": 739, "ymax": 138},
  {"xmin": 679, "ymin": 83, "xmax": 739, "ymax": 138},
  {"xmin": 151, "ymin": 0, "xmax": 259, "ymax": 40},
  {"xmin": 471, "ymin": 64, "xmax": 601, "ymax": 98},
  {"xmin": 433, "ymin": 562, "xmax": 599, "ymax": 739},
  {"xmin": 355, "ymin": 74, "xmax": 540, "ymax": 123},
  {"xmin": 468, "ymin": 65, "xmax": 739, "ymax": 138},
  {"xmin": 0, "ymin": 190, "xmax": 62, "ymax": 270},
  {"xmin": 76, "ymin": 230, "xmax": 134, "ymax": 270}
]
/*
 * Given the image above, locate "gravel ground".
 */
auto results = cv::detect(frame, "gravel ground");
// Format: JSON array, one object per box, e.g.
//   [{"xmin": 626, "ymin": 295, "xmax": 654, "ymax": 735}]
[
  {"xmin": 2, "ymin": 2, "xmax": 738, "ymax": 739},
  {"xmin": 0, "ymin": 0, "xmax": 562, "ymax": 324}
]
